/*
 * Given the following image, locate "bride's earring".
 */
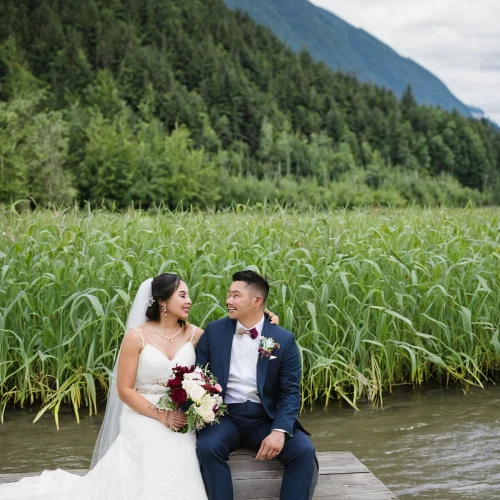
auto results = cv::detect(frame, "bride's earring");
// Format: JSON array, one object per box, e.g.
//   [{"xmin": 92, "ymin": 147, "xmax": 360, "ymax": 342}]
[{"xmin": 161, "ymin": 306, "xmax": 167, "ymax": 317}]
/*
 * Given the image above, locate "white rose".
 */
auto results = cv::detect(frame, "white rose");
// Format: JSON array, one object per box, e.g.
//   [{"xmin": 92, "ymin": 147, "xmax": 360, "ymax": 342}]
[
  {"xmin": 182, "ymin": 379, "xmax": 196, "ymax": 393},
  {"xmin": 189, "ymin": 384, "xmax": 206, "ymax": 403},
  {"xmin": 200, "ymin": 393, "xmax": 215, "ymax": 406},
  {"xmin": 198, "ymin": 407, "xmax": 215, "ymax": 423}
]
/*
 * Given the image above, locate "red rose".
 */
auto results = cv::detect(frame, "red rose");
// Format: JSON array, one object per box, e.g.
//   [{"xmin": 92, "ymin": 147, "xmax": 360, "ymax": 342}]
[
  {"xmin": 170, "ymin": 387, "xmax": 187, "ymax": 406},
  {"xmin": 173, "ymin": 365, "xmax": 195, "ymax": 377},
  {"xmin": 167, "ymin": 377, "xmax": 182, "ymax": 389}
]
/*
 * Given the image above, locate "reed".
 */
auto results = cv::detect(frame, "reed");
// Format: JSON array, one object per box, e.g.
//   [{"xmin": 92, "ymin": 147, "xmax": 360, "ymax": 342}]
[{"xmin": 1, "ymin": 205, "xmax": 499, "ymax": 425}]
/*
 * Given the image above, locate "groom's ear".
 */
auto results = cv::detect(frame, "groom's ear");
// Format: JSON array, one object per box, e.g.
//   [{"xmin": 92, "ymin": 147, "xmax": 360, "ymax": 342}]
[{"xmin": 252, "ymin": 295, "xmax": 264, "ymax": 308}]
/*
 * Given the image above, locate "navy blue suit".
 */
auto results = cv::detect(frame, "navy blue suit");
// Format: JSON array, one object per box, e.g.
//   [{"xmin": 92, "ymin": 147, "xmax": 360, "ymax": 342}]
[{"xmin": 196, "ymin": 317, "xmax": 318, "ymax": 500}]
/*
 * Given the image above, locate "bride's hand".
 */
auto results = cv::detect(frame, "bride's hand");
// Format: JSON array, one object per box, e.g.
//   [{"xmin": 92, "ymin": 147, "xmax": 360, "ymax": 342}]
[
  {"xmin": 161, "ymin": 410, "xmax": 188, "ymax": 431},
  {"xmin": 264, "ymin": 309, "xmax": 279, "ymax": 325}
]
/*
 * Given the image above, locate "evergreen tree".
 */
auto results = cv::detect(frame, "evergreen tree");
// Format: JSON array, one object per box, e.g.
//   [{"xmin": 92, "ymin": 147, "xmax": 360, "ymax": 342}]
[{"xmin": 0, "ymin": 0, "xmax": 499, "ymax": 208}]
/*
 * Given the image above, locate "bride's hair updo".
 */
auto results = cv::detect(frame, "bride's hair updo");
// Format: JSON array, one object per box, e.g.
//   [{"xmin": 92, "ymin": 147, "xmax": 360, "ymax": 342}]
[{"xmin": 145, "ymin": 273, "xmax": 184, "ymax": 326}]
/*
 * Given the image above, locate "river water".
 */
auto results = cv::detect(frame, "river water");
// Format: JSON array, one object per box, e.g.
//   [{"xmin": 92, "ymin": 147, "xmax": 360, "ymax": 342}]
[{"xmin": 1, "ymin": 384, "xmax": 499, "ymax": 499}]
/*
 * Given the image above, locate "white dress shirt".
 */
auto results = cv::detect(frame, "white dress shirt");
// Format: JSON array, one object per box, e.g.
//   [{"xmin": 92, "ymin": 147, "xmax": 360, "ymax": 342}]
[
  {"xmin": 225, "ymin": 316, "xmax": 288, "ymax": 435},
  {"xmin": 224, "ymin": 316, "xmax": 264, "ymax": 404}
]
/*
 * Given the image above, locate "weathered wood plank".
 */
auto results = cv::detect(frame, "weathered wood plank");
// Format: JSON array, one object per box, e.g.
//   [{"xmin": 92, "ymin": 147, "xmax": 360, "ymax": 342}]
[
  {"xmin": 0, "ymin": 451, "xmax": 398, "ymax": 499},
  {"xmin": 229, "ymin": 452, "xmax": 397, "ymax": 499}
]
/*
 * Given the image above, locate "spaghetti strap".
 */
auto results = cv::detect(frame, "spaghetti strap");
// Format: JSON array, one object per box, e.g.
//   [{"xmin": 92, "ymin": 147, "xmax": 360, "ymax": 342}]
[
  {"xmin": 132, "ymin": 327, "xmax": 146, "ymax": 347},
  {"xmin": 190, "ymin": 324, "xmax": 196, "ymax": 343}
]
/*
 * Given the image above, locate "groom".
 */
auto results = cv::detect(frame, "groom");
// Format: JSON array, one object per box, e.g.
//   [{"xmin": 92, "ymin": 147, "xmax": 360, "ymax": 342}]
[{"xmin": 196, "ymin": 270, "xmax": 318, "ymax": 500}]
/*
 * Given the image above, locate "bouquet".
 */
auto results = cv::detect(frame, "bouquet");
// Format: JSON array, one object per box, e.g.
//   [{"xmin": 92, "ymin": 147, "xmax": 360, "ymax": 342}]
[{"xmin": 156, "ymin": 364, "xmax": 227, "ymax": 433}]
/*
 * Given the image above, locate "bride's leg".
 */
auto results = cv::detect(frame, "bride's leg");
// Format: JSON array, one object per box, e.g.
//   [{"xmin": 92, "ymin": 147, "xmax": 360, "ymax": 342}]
[{"xmin": 196, "ymin": 416, "xmax": 241, "ymax": 500}]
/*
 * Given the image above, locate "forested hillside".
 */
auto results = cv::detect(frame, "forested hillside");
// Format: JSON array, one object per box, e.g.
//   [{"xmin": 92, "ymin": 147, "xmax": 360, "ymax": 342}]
[
  {"xmin": 224, "ymin": 0, "xmax": 472, "ymax": 116},
  {"xmin": 1, "ymin": 0, "xmax": 499, "ymax": 208}
]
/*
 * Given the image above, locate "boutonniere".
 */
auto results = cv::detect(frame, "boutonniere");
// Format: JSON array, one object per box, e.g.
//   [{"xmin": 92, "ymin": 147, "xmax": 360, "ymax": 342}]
[{"xmin": 259, "ymin": 336, "xmax": 280, "ymax": 358}]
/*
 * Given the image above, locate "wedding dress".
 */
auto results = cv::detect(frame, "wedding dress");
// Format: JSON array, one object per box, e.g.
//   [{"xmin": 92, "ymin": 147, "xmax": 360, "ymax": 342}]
[{"xmin": 0, "ymin": 333, "xmax": 208, "ymax": 500}]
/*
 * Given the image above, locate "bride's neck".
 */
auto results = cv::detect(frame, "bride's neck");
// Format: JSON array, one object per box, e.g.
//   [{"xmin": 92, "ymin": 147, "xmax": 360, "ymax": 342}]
[{"xmin": 155, "ymin": 316, "xmax": 183, "ymax": 330}]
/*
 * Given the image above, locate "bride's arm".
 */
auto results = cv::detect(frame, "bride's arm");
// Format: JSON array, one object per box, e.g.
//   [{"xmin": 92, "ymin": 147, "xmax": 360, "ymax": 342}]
[{"xmin": 116, "ymin": 330, "xmax": 186, "ymax": 429}]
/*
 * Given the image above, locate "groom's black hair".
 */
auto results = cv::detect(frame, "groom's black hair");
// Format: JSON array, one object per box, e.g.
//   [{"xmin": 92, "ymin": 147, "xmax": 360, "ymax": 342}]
[{"xmin": 232, "ymin": 270, "xmax": 269, "ymax": 304}]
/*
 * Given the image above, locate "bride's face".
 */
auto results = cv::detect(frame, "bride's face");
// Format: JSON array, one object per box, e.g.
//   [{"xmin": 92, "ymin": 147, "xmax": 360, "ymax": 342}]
[{"xmin": 163, "ymin": 281, "xmax": 191, "ymax": 320}]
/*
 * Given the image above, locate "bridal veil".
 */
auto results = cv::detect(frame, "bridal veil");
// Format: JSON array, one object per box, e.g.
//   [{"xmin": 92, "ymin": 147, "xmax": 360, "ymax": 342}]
[{"xmin": 90, "ymin": 278, "xmax": 153, "ymax": 467}]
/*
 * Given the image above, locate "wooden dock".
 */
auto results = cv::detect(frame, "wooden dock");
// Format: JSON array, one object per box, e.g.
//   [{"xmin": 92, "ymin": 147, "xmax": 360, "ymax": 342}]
[{"xmin": 0, "ymin": 450, "xmax": 397, "ymax": 499}]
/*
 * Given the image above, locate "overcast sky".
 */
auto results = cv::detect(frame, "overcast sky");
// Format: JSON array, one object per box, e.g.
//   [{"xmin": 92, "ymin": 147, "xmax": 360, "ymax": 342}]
[{"xmin": 310, "ymin": 0, "xmax": 500, "ymax": 125}]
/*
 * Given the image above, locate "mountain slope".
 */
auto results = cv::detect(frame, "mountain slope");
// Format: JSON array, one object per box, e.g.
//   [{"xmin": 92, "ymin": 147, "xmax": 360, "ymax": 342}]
[
  {"xmin": 224, "ymin": 0, "xmax": 471, "ymax": 116},
  {"xmin": 1, "ymin": 0, "xmax": 499, "ymax": 208}
]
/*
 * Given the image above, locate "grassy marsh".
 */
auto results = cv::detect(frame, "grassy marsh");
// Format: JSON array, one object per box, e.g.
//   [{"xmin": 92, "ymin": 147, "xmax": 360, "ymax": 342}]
[{"xmin": 1, "ymin": 206, "xmax": 499, "ymax": 425}]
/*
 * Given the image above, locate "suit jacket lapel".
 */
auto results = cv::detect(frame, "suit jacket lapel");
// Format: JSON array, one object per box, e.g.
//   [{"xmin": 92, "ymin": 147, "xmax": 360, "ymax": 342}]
[
  {"xmin": 221, "ymin": 318, "xmax": 236, "ymax": 391},
  {"xmin": 257, "ymin": 320, "xmax": 270, "ymax": 396}
]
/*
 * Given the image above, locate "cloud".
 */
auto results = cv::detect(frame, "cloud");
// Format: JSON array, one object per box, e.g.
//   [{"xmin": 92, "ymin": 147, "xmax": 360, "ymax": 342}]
[
  {"xmin": 310, "ymin": 0, "xmax": 500, "ymax": 123},
  {"xmin": 480, "ymin": 57, "xmax": 500, "ymax": 72}
]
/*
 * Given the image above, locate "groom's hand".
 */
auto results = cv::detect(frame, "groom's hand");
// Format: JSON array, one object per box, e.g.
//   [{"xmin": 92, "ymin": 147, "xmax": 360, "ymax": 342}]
[{"xmin": 256, "ymin": 430, "xmax": 286, "ymax": 460}]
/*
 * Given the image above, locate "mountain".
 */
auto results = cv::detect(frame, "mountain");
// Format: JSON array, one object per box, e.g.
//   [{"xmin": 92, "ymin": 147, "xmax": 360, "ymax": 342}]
[
  {"xmin": 1, "ymin": 0, "xmax": 499, "ymax": 209},
  {"xmin": 469, "ymin": 106, "xmax": 486, "ymax": 119},
  {"xmin": 224, "ymin": 0, "xmax": 472, "ymax": 116}
]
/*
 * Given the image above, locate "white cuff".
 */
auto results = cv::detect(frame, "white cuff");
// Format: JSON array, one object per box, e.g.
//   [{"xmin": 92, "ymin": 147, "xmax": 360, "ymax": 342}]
[{"xmin": 272, "ymin": 428, "xmax": 291, "ymax": 436}]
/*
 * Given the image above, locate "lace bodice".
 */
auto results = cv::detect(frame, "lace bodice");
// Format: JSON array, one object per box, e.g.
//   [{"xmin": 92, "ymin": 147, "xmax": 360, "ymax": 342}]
[{"xmin": 134, "ymin": 340, "xmax": 196, "ymax": 395}]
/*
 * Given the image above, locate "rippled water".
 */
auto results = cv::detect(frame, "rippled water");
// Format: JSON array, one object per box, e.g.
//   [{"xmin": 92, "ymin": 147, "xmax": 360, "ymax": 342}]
[
  {"xmin": 301, "ymin": 384, "xmax": 500, "ymax": 499},
  {"xmin": 1, "ymin": 384, "xmax": 499, "ymax": 499}
]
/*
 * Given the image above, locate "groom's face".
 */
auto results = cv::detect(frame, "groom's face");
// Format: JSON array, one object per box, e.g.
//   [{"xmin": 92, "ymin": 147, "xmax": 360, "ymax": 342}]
[{"xmin": 226, "ymin": 281, "xmax": 261, "ymax": 321}]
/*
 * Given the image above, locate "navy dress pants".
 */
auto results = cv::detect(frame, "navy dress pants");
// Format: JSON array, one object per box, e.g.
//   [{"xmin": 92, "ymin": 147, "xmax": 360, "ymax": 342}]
[{"xmin": 196, "ymin": 402, "xmax": 318, "ymax": 500}]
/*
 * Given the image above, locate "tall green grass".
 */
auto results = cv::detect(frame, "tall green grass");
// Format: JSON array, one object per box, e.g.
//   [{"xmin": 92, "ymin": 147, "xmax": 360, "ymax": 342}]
[{"xmin": 1, "ymin": 205, "xmax": 499, "ymax": 425}]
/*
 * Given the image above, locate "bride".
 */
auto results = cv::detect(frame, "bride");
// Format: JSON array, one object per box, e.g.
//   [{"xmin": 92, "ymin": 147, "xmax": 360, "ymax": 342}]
[{"xmin": 0, "ymin": 273, "xmax": 278, "ymax": 499}]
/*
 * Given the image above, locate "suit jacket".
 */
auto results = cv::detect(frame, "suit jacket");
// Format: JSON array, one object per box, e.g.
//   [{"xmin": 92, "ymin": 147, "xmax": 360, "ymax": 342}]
[{"xmin": 196, "ymin": 316, "xmax": 307, "ymax": 436}]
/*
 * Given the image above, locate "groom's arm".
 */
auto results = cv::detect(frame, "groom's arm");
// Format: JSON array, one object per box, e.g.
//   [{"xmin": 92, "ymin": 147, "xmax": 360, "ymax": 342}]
[
  {"xmin": 271, "ymin": 334, "xmax": 301, "ymax": 435},
  {"xmin": 256, "ymin": 333, "xmax": 301, "ymax": 460}
]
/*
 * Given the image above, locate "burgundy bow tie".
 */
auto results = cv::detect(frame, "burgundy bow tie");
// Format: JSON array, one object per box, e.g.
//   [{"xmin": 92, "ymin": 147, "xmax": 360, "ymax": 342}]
[{"xmin": 236, "ymin": 327, "xmax": 258, "ymax": 339}]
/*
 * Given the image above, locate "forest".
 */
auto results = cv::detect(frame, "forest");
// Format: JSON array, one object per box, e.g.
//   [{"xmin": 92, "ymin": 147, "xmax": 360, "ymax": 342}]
[{"xmin": 1, "ymin": 0, "xmax": 499, "ymax": 208}]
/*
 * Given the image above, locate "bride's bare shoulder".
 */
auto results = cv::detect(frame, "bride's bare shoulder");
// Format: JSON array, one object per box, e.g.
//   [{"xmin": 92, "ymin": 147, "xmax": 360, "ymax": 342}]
[
  {"xmin": 123, "ymin": 323, "xmax": 149, "ymax": 348},
  {"xmin": 185, "ymin": 322, "xmax": 204, "ymax": 345}
]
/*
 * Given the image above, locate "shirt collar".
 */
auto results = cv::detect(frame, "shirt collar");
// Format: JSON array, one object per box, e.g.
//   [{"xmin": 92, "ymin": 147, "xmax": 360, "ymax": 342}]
[{"xmin": 236, "ymin": 315, "xmax": 265, "ymax": 337}]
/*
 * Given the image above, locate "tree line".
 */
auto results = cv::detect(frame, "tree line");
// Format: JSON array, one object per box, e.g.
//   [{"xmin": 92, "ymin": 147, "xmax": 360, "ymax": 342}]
[{"xmin": 1, "ymin": 0, "xmax": 499, "ymax": 208}]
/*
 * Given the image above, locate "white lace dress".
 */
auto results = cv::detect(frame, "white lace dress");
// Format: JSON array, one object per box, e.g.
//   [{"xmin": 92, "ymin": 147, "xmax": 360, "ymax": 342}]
[{"xmin": 0, "ymin": 339, "xmax": 208, "ymax": 500}]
